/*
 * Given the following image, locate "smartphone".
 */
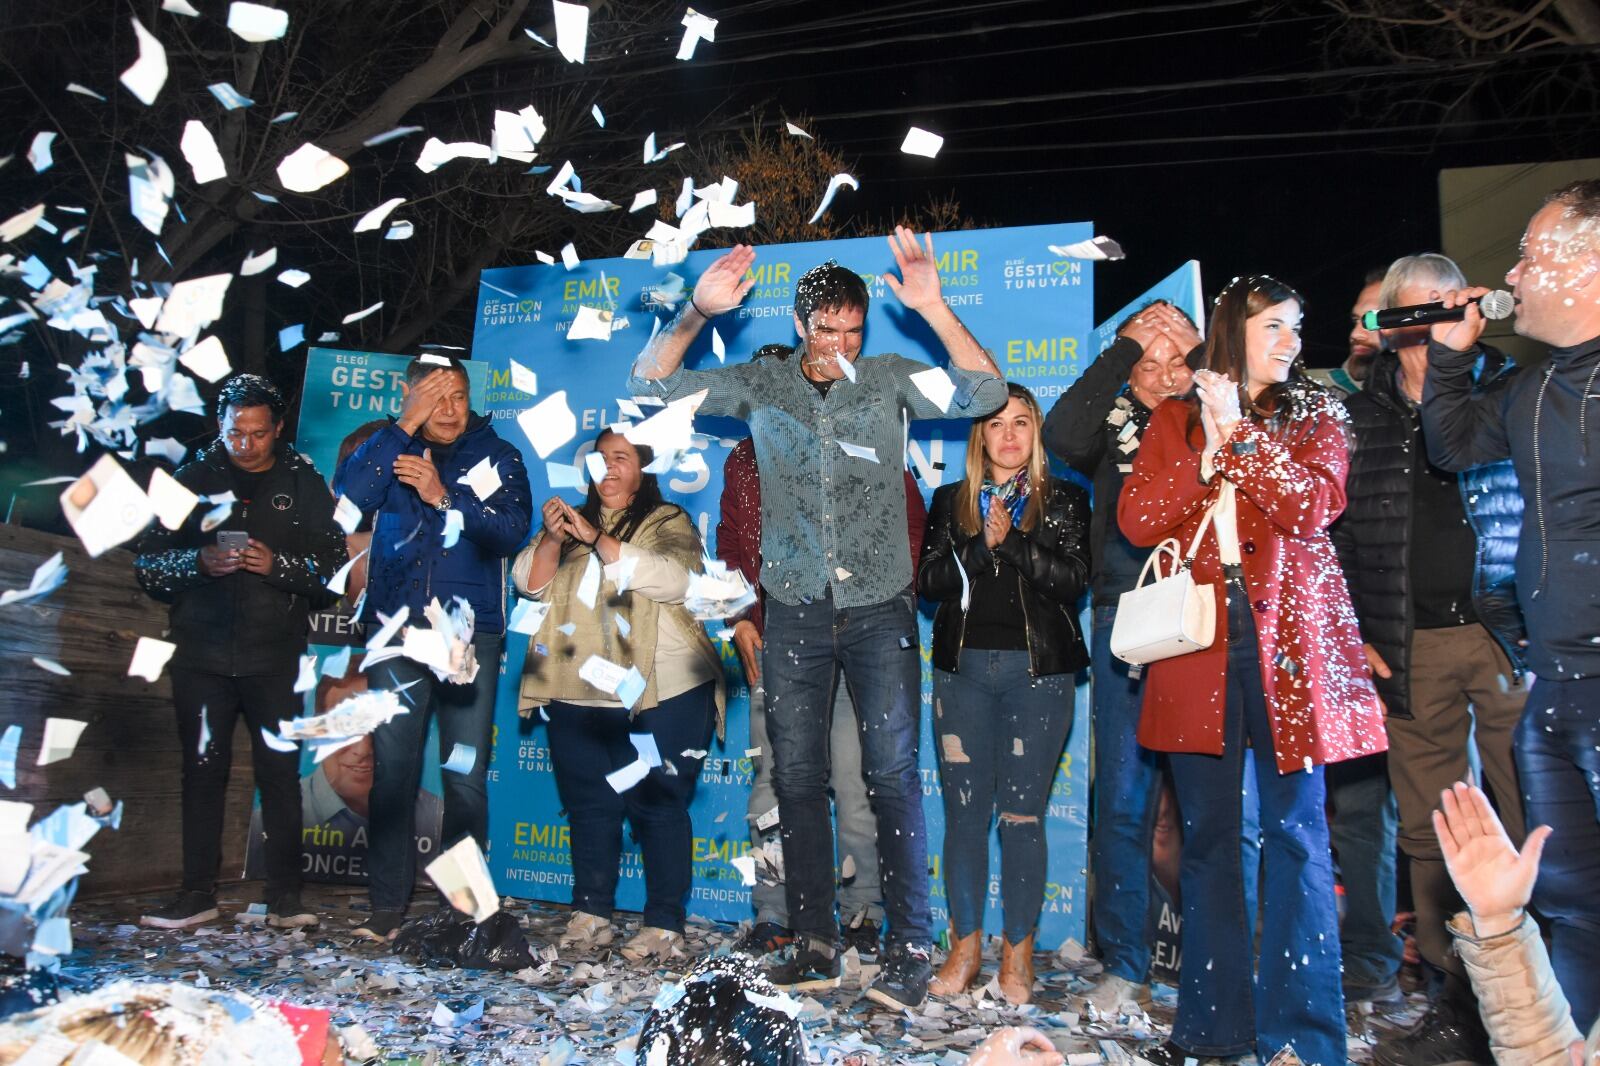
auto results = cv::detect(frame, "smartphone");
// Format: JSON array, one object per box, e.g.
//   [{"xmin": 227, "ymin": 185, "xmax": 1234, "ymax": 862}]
[{"xmin": 216, "ymin": 530, "xmax": 249, "ymax": 552}]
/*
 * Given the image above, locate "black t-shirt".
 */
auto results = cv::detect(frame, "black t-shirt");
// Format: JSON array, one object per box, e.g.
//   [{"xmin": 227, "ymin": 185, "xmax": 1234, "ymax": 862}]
[
  {"xmin": 808, "ymin": 375, "xmax": 834, "ymax": 400},
  {"xmin": 962, "ymin": 549, "xmax": 1029, "ymax": 651},
  {"xmin": 1408, "ymin": 413, "xmax": 1478, "ymax": 629},
  {"xmin": 229, "ymin": 464, "xmax": 271, "ymax": 507}
]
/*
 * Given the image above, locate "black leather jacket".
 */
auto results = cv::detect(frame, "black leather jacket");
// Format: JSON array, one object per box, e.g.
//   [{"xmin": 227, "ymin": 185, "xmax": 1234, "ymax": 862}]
[
  {"xmin": 920, "ymin": 479, "xmax": 1091, "ymax": 677},
  {"xmin": 1330, "ymin": 347, "xmax": 1526, "ymax": 718}
]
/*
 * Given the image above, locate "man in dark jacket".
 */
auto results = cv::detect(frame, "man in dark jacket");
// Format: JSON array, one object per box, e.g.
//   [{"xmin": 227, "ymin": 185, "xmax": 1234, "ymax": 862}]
[
  {"xmin": 1422, "ymin": 179, "xmax": 1600, "ymax": 1035},
  {"xmin": 1043, "ymin": 301, "xmax": 1261, "ymax": 1013},
  {"xmin": 1333, "ymin": 253, "xmax": 1529, "ymax": 1064},
  {"xmin": 334, "ymin": 355, "xmax": 531, "ymax": 942},
  {"xmin": 134, "ymin": 374, "xmax": 348, "ymax": 931}
]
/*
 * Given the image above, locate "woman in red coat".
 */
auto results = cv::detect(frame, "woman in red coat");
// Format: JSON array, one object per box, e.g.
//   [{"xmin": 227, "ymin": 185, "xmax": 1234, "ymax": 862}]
[{"xmin": 1118, "ymin": 275, "xmax": 1386, "ymax": 1066}]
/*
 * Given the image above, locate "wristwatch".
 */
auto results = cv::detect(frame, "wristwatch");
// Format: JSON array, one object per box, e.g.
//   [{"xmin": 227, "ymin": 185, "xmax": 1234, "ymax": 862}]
[{"xmin": 435, "ymin": 492, "xmax": 451, "ymax": 513}]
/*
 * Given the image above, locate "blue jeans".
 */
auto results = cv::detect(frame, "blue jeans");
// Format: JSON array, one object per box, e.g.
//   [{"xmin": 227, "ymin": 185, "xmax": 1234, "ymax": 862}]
[
  {"xmin": 746, "ymin": 680, "xmax": 882, "ymax": 928},
  {"xmin": 762, "ymin": 586, "xmax": 931, "ymax": 948},
  {"xmin": 1516, "ymin": 676, "xmax": 1600, "ymax": 1032},
  {"xmin": 365, "ymin": 631, "xmax": 502, "ymax": 912},
  {"xmin": 1168, "ymin": 586, "xmax": 1345, "ymax": 1066},
  {"xmin": 545, "ymin": 683, "xmax": 716, "ymax": 933},
  {"xmin": 934, "ymin": 650, "xmax": 1075, "ymax": 944},
  {"xmin": 1326, "ymin": 753, "xmax": 1402, "ymax": 995},
  {"xmin": 1090, "ymin": 606, "xmax": 1261, "ymax": 983}
]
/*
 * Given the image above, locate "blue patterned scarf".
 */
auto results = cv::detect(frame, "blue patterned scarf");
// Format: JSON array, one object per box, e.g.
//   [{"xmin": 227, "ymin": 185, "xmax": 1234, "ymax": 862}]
[{"xmin": 979, "ymin": 468, "xmax": 1030, "ymax": 526}]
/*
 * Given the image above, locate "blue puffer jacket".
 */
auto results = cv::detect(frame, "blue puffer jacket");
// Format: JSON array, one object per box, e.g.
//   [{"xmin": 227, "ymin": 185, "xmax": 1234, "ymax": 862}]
[
  {"xmin": 334, "ymin": 414, "xmax": 532, "ymax": 634},
  {"xmin": 1330, "ymin": 347, "xmax": 1526, "ymax": 719}
]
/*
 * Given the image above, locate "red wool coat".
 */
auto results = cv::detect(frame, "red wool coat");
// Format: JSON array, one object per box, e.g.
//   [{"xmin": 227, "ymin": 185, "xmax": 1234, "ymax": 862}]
[{"xmin": 1116, "ymin": 391, "xmax": 1388, "ymax": 775}]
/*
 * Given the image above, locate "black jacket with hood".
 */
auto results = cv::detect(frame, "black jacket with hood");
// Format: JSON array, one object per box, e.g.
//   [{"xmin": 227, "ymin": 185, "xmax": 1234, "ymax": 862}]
[{"xmin": 135, "ymin": 442, "xmax": 347, "ymax": 676}]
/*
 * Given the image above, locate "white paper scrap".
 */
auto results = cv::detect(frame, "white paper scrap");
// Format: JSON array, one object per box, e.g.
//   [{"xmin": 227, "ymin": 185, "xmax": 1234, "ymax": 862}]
[
  {"xmin": 179, "ymin": 121, "xmax": 227, "ymax": 183},
  {"xmin": 568, "ymin": 305, "xmax": 614, "ymax": 341},
  {"xmin": 807, "ymin": 173, "xmax": 858, "ymax": 225},
  {"xmin": 240, "ymin": 247, "xmax": 277, "ymax": 275},
  {"xmin": 605, "ymin": 758, "xmax": 649, "ymax": 794},
  {"xmin": 518, "ymin": 390, "xmax": 578, "ymax": 459},
  {"xmin": 0, "ymin": 203, "xmax": 45, "ymax": 243},
  {"xmin": 60, "ymin": 455, "xmax": 155, "ymax": 558},
  {"xmin": 552, "ymin": 0, "xmax": 589, "ymax": 63},
  {"xmin": 353, "ymin": 197, "xmax": 405, "ymax": 234},
  {"xmin": 507, "ymin": 598, "xmax": 551, "ymax": 636},
  {"xmin": 910, "ymin": 366, "xmax": 957, "ymax": 413},
  {"xmin": 147, "ymin": 467, "xmax": 199, "ymax": 530},
  {"xmin": 127, "ymin": 636, "xmax": 177, "ymax": 682},
  {"xmin": 227, "ymin": 2, "xmax": 290, "ymax": 43},
  {"xmin": 900, "ymin": 126, "xmax": 944, "ymax": 158},
  {"xmin": 579, "ymin": 654, "xmax": 628, "ymax": 695},
  {"xmin": 156, "ymin": 273, "xmax": 232, "ymax": 338},
  {"xmin": 425, "ymin": 836, "xmax": 499, "ymax": 923},
  {"xmin": 575, "ymin": 553, "xmax": 600, "ymax": 609},
  {"xmin": 509, "ymin": 358, "xmax": 538, "ymax": 395},
  {"xmin": 1049, "ymin": 235, "xmax": 1126, "ymax": 261},
  {"xmin": 27, "ymin": 132, "xmax": 56, "ymax": 174},
  {"xmin": 629, "ymin": 189, "xmax": 657, "ymax": 213},
  {"xmin": 164, "ymin": 0, "xmax": 202, "ymax": 14},
  {"xmin": 0, "ymin": 551, "xmax": 67, "ymax": 608},
  {"xmin": 119, "ymin": 17, "xmax": 169, "ymax": 106},
  {"xmin": 785, "ymin": 122, "xmax": 813, "ymax": 139},
  {"xmin": 837, "ymin": 440, "xmax": 879, "ymax": 463},
  {"xmin": 179, "ymin": 335, "xmax": 231, "ymax": 383},
  {"xmin": 332, "ymin": 494, "xmax": 361, "ymax": 535},
  {"xmin": 277, "ymin": 268, "xmax": 310, "ymax": 288},
  {"xmin": 276, "ymin": 142, "xmax": 348, "ymax": 193},
  {"xmin": 560, "ymin": 242, "xmax": 580, "ymax": 271},
  {"xmin": 294, "ymin": 653, "xmax": 319, "ymax": 693},
  {"xmin": 325, "ymin": 547, "xmax": 368, "ymax": 597},
  {"xmin": 342, "ymin": 300, "xmax": 383, "ymax": 324},
  {"xmin": 37, "ymin": 719, "xmax": 88, "ymax": 767},
  {"xmin": 676, "ymin": 8, "xmax": 718, "ymax": 60}
]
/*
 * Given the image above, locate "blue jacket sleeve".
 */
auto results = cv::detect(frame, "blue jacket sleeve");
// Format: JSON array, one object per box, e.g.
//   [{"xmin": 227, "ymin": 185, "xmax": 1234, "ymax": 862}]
[
  {"xmin": 333, "ymin": 423, "xmax": 410, "ymax": 510},
  {"xmin": 453, "ymin": 440, "xmax": 533, "ymax": 557}
]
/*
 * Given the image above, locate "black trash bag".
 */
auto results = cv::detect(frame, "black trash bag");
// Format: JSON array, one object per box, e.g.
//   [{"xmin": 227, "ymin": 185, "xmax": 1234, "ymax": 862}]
[{"xmin": 393, "ymin": 908, "xmax": 533, "ymax": 971}]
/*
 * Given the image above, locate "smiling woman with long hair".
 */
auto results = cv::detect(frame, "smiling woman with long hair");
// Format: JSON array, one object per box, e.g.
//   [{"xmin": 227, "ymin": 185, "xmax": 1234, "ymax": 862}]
[
  {"xmin": 918, "ymin": 382, "xmax": 1089, "ymax": 1006},
  {"xmin": 513, "ymin": 428, "xmax": 725, "ymax": 966},
  {"xmin": 1118, "ymin": 276, "xmax": 1387, "ymax": 1066}
]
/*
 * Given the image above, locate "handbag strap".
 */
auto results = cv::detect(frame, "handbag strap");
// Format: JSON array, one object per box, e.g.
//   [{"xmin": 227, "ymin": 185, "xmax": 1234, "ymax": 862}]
[{"xmin": 1181, "ymin": 489, "xmax": 1224, "ymax": 564}]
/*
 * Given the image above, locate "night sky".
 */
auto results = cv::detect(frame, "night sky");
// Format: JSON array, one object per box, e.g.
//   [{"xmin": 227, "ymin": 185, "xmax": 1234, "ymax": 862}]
[{"xmin": 642, "ymin": 0, "xmax": 1598, "ymax": 366}]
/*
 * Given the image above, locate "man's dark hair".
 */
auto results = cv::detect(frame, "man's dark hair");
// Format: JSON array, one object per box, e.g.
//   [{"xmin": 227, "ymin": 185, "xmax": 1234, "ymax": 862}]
[
  {"xmin": 404, "ymin": 354, "xmax": 469, "ymax": 385},
  {"xmin": 1362, "ymin": 265, "xmax": 1388, "ymax": 286},
  {"xmin": 750, "ymin": 343, "xmax": 791, "ymax": 363},
  {"xmin": 636, "ymin": 955, "xmax": 805, "ymax": 1066},
  {"xmin": 215, "ymin": 373, "xmax": 286, "ymax": 422},
  {"xmin": 1545, "ymin": 179, "xmax": 1600, "ymax": 221},
  {"xmin": 794, "ymin": 260, "xmax": 868, "ymax": 325}
]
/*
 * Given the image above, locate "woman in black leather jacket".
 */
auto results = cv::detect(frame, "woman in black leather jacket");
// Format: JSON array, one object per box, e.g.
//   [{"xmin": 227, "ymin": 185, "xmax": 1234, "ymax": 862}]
[{"xmin": 919, "ymin": 382, "xmax": 1090, "ymax": 1006}]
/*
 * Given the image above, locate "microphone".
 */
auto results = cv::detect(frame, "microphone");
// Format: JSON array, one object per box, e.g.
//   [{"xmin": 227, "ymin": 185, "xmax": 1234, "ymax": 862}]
[{"xmin": 1362, "ymin": 290, "xmax": 1514, "ymax": 330}]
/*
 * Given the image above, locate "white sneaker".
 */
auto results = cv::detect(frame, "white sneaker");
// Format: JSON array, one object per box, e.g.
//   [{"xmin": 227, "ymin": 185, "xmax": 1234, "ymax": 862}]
[
  {"xmin": 1080, "ymin": 973, "xmax": 1151, "ymax": 1017},
  {"xmin": 559, "ymin": 911, "xmax": 614, "ymax": 953},
  {"xmin": 620, "ymin": 926, "xmax": 686, "ymax": 965}
]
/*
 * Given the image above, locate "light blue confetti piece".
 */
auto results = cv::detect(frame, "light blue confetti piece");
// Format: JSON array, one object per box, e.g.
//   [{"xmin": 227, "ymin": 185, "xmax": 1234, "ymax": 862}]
[
  {"xmin": 32, "ymin": 917, "xmax": 72, "ymax": 956},
  {"xmin": 30, "ymin": 803, "xmax": 101, "ymax": 850},
  {"xmin": 277, "ymin": 323, "xmax": 304, "ymax": 351},
  {"xmin": 0, "ymin": 725, "xmax": 20, "ymax": 788},
  {"xmin": 442, "ymin": 743, "xmax": 476, "ymax": 776},
  {"xmin": 614, "ymin": 613, "xmax": 631, "ymax": 638},
  {"xmin": 545, "ymin": 462, "xmax": 585, "ymax": 489},
  {"xmin": 198, "ymin": 705, "xmax": 210, "ymax": 756},
  {"xmin": 270, "ymin": 111, "xmax": 298, "ymax": 124},
  {"xmin": 617, "ymin": 667, "xmax": 647, "ymax": 711},
  {"xmin": 207, "ymin": 82, "xmax": 254, "ymax": 109},
  {"xmin": 251, "ymin": 190, "xmax": 280, "ymax": 203},
  {"xmin": 556, "ymin": 622, "xmax": 576, "ymax": 636},
  {"xmin": 19, "ymin": 256, "xmax": 51, "ymax": 288},
  {"xmin": 322, "ymin": 645, "xmax": 351, "ymax": 680},
  {"xmin": 628, "ymin": 730, "xmax": 660, "ymax": 768},
  {"xmin": 442, "ymin": 508, "xmax": 463, "ymax": 548},
  {"xmin": 362, "ymin": 125, "xmax": 422, "ymax": 147},
  {"xmin": 260, "ymin": 727, "xmax": 297, "ymax": 753}
]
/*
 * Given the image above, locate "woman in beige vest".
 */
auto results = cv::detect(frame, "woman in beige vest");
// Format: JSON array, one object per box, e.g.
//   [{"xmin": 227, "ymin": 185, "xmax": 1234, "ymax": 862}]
[{"xmin": 513, "ymin": 428, "xmax": 724, "ymax": 965}]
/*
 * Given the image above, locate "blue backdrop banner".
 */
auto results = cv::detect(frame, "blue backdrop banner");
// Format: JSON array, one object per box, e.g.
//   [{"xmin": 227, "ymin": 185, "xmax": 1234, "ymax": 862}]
[{"xmin": 471, "ymin": 224, "xmax": 1099, "ymax": 947}]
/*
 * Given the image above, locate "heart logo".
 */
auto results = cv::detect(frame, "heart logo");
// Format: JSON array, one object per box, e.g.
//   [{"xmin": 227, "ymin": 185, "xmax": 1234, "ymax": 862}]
[{"xmin": 1050, "ymin": 260, "xmax": 1072, "ymax": 277}]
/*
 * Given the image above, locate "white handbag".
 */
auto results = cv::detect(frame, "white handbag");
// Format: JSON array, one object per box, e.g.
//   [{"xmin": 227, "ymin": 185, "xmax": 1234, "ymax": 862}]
[{"xmin": 1110, "ymin": 497, "xmax": 1222, "ymax": 667}]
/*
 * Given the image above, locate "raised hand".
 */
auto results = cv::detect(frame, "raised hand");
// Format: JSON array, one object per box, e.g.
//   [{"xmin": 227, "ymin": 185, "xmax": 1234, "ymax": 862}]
[
  {"xmin": 1119, "ymin": 302, "xmax": 1201, "ymax": 354},
  {"xmin": 883, "ymin": 226, "xmax": 942, "ymax": 313},
  {"xmin": 1432, "ymin": 780, "xmax": 1552, "ymax": 937},
  {"xmin": 541, "ymin": 498, "xmax": 571, "ymax": 543},
  {"xmin": 397, "ymin": 370, "xmax": 455, "ymax": 436},
  {"xmin": 560, "ymin": 500, "xmax": 600, "ymax": 547},
  {"xmin": 690, "ymin": 245, "xmax": 758, "ymax": 317},
  {"xmin": 984, "ymin": 501, "xmax": 1013, "ymax": 549},
  {"xmin": 199, "ymin": 543, "xmax": 242, "ymax": 577}
]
